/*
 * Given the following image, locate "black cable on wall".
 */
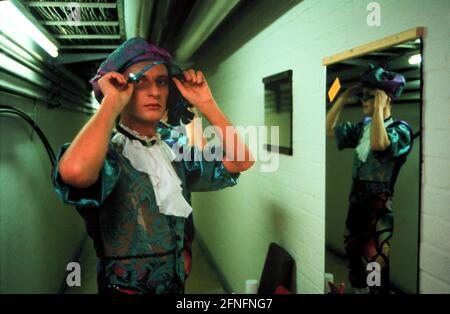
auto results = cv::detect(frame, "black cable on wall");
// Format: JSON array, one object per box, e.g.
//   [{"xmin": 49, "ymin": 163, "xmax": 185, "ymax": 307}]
[{"xmin": 0, "ymin": 104, "xmax": 56, "ymax": 167}]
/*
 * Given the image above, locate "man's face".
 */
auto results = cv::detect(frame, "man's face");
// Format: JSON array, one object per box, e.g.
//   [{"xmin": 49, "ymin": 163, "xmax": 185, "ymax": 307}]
[
  {"xmin": 121, "ymin": 61, "xmax": 169, "ymax": 124},
  {"xmin": 360, "ymin": 87, "xmax": 376, "ymax": 115}
]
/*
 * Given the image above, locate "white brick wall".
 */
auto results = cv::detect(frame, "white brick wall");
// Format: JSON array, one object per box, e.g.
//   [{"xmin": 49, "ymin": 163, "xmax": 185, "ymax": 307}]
[{"xmin": 192, "ymin": 0, "xmax": 450, "ymax": 293}]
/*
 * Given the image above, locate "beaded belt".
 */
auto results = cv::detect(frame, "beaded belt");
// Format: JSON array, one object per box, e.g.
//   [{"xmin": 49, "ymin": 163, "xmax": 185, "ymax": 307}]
[{"xmin": 102, "ymin": 248, "xmax": 178, "ymax": 261}]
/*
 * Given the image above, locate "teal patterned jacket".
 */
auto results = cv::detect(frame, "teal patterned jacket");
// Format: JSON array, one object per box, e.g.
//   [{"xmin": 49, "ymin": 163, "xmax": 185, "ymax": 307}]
[
  {"xmin": 334, "ymin": 117, "xmax": 413, "ymax": 192},
  {"xmin": 52, "ymin": 123, "xmax": 240, "ymax": 293}
]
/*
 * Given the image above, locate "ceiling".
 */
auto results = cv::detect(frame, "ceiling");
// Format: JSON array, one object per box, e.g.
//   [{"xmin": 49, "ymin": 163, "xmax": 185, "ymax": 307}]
[
  {"xmin": 13, "ymin": 0, "xmax": 241, "ymax": 87},
  {"xmin": 6, "ymin": 1, "xmax": 422, "ymax": 109}
]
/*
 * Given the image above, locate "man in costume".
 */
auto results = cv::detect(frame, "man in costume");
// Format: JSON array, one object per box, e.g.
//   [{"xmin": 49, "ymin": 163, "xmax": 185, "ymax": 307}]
[{"xmin": 53, "ymin": 37, "xmax": 254, "ymax": 294}]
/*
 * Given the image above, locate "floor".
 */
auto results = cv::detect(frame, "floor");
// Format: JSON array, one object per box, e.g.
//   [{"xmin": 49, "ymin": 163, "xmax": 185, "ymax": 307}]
[
  {"xmin": 325, "ymin": 249, "xmax": 352, "ymax": 294},
  {"xmin": 66, "ymin": 238, "xmax": 225, "ymax": 294},
  {"xmin": 326, "ymin": 249, "xmax": 403, "ymax": 294},
  {"xmin": 185, "ymin": 240, "xmax": 225, "ymax": 294}
]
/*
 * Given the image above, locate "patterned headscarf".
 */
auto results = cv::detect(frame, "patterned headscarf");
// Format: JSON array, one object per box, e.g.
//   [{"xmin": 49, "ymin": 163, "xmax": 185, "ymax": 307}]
[{"xmin": 89, "ymin": 37, "xmax": 194, "ymax": 125}]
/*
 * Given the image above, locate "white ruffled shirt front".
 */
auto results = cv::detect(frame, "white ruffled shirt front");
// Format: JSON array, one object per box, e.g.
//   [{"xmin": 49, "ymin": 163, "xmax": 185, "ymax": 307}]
[
  {"xmin": 355, "ymin": 117, "xmax": 393, "ymax": 162},
  {"xmin": 112, "ymin": 123, "xmax": 192, "ymax": 218}
]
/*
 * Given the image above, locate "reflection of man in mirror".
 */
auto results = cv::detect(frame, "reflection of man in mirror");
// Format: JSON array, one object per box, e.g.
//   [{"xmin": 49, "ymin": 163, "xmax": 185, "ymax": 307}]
[{"xmin": 326, "ymin": 65, "xmax": 413, "ymax": 294}]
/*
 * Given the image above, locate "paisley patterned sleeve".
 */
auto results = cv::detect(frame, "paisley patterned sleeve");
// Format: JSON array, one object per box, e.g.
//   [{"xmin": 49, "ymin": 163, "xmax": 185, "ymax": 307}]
[
  {"xmin": 183, "ymin": 146, "xmax": 240, "ymax": 192},
  {"xmin": 384, "ymin": 123, "xmax": 412, "ymax": 157},
  {"xmin": 334, "ymin": 121, "xmax": 362, "ymax": 150},
  {"xmin": 52, "ymin": 143, "xmax": 121, "ymax": 208}
]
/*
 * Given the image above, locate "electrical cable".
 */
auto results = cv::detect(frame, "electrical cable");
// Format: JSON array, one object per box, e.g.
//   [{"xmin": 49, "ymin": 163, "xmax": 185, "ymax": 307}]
[{"xmin": 0, "ymin": 104, "xmax": 56, "ymax": 167}]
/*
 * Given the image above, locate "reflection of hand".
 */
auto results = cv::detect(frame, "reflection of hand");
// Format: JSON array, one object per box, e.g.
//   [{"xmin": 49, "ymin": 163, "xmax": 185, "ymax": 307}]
[
  {"xmin": 98, "ymin": 71, "xmax": 134, "ymax": 110},
  {"xmin": 342, "ymin": 83, "xmax": 362, "ymax": 97},
  {"xmin": 373, "ymin": 89, "xmax": 390, "ymax": 110}
]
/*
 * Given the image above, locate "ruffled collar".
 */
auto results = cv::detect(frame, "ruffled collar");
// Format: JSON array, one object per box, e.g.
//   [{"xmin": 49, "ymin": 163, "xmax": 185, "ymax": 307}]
[
  {"xmin": 112, "ymin": 122, "xmax": 192, "ymax": 218},
  {"xmin": 117, "ymin": 122, "xmax": 160, "ymax": 147}
]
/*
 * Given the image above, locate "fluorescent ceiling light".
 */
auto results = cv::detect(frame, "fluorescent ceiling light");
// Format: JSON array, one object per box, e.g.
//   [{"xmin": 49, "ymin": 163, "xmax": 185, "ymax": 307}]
[
  {"xmin": 0, "ymin": 1, "xmax": 58, "ymax": 58},
  {"xmin": 408, "ymin": 54, "xmax": 422, "ymax": 65}
]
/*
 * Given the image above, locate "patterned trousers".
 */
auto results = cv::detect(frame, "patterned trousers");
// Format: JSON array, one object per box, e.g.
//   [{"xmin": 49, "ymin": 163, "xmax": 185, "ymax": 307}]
[{"xmin": 344, "ymin": 183, "xmax": 394, "ymax": 294}]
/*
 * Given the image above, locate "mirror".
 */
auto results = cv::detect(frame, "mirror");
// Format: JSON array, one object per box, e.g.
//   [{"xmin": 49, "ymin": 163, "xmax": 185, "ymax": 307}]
[
  {"xmin": 324, "ymin": 37, "xmax": 422, "ymax": 294},
  {"xmin": 263, "ymin": 70, "xmax": 293, "ymax": 155}
]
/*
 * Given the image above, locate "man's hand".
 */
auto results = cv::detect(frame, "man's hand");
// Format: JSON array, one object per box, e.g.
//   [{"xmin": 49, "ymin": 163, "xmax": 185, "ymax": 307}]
[
  {"xmin": 373, "ymin": 89, "xmax": 390, "ymax": 111},
  {"xmin": 98, "ymin": 71, "xmax": 134, "ymax": 110},
  {"xmin": 172, "ymin": 69, "xmax": 215, "ymax": 114},
  {"xmin": 173, "ymin": 68, "xmax": 254, "ymax": 173}
]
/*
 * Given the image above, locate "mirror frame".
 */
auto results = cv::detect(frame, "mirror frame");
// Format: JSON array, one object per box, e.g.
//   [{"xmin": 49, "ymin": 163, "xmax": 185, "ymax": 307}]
[
  {"xmin": 322, "ymin": 26, "xmax": 425, "ymax": 294},
  {"xmin": 322, "ymin": 27, "xmax": 425, "ymax": 66},
  {"xmin": 262, "ymin": 69, "xmax": 294, "ymax": 156}
]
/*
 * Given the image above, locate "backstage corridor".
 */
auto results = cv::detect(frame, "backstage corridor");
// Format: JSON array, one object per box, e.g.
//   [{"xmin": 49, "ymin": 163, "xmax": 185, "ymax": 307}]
[{"xmin": 1, "ymin": 0, "xmax": 449, "ymax": 295}]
